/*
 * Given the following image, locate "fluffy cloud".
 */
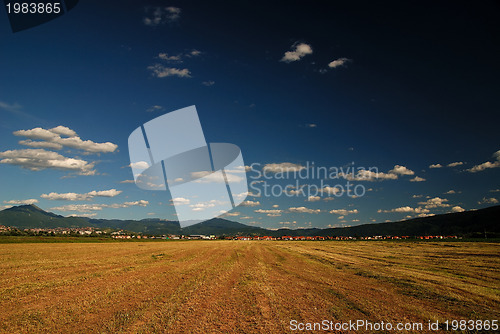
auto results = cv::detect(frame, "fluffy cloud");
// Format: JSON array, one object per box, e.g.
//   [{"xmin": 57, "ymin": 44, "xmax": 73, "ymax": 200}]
[
  {"xmin": 410, "ymin": 176, "xmax": 426, "ymax": 182},
  {"xmin": 158, "ymin": 53, "xmax": 182, "ymax": 62},
  {"xmin": 223, "ymin": 211, "xmax": 240, "ymax": 217},
  {"xmin": 341, "ymin": 165, "xmax": 417, "ymax": 182},
  {"xmin": 451, "ymin": 206, "xmax": 465, "ymax": 213},
  {"xmin": 171, "ymin": 197, "xmax": 190, "ymax": 205},
  {"xmin": 13, "ymin": 126, "xmax": 117, "ymax": 154},
  {"xmin": 143, "ymin": 6, "xmax": 181, "ymax": 26},
  {"xmin": 478, "ymin": 197, "xmax": 498, "ymax": 205},
  {"xmin": 289, "ymin": 206, "xmax": 321, "ymax": 214},
  {"xmin": 191, "ymin": 171, "xmax": 243, "ymax": 183},
  {"xmin": 389, "ymin": 165, "xmax": 415, "ymax": 176},
  {"xmin": 280, "ymin": 43, "xmax": 313, "ymax": 63},
  {"xmin": 50, "ymin": 200, "xmax": 148, "ymax": 213},
  {"xmin": 320, "ymin": 186, "xmax": 341, "ymax": 195},
  {"xmin": 240, "ymin": 200, "xmax": 260, "ymax": 207},
  {"xmin": 342, "ymin": 169, "xmax": 398, "ymax": 181},
  {"xmin": 157, "ymin": 49, "xmax": 201, "ymax": 63},
  {"xmin": 418, "ymin": 197, "xmax": 450, "ymax": 209},
  {"xmin": 148, "ymin": 64, "xmax": 191, "ymax": 78},
  {"xmin": 18, "ymin": 140, "xmax": 63, "ymax": 150},
  {"xmin": 263, "ymin": 162, "xmax": 305, "ymax": 173},
  {"xmin": 3, "ymin": 199, "xmax": 38, "ymax": 205},
  {"xmin": 378, "ymin": 206, "xmax": 429, "ymax": 214},
  {"xmin": 255, "ymin": 209, "xmax": 282, "ymax": 214},
  {"xmin": 447, "ymin": 162, "xmax": 464, "ymax": 167},
  {"xmin": 329, "ymin": 209, "xmax": 358, "ymax": 215},
  {"xmin": 467, "ymin": 150, "xmax": 500, "ymax": 173},
  {"xmin": 41, "ymin": 189, "xmax": 122, "ymax": 201},
  {"xmin": 307, "ymin": 196, "xmax": 321, "ymax": 202},
  {"xmin": 328, "ymin": 58, "xmax": 351, "ymax": 68},
  {"xmin": 0, "ymin": 149, "xmax": 96, "ymax": 175},
  {"xmin": 429, "ymin": 164, "xmax": 443, "ymax": 168},
  {"xmin": 255, "ymin": 208, "xmax": 282, "ymax": 217}
]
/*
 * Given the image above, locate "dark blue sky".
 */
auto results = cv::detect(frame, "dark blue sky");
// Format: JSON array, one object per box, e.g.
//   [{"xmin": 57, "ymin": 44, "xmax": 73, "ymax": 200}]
[{"xmin": 0, "ymin": 1, "xmax": 499, "ymax": 228}]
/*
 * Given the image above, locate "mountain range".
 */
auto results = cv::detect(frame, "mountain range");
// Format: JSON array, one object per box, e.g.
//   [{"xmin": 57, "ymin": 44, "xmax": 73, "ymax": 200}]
[{"xmin": 0, "ymin": 204, "xmax": 499, "ymax": 237}]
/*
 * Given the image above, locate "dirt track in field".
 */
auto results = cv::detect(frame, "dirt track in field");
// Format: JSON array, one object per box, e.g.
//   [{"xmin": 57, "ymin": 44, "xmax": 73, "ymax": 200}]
[{"xmin": 0, "ymin": 241, "xmax": 498, "ymax": 333}]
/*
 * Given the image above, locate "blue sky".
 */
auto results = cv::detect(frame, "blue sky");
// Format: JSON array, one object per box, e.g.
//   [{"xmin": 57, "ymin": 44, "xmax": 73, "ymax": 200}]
[{"xmin": 0, "ymin": 1, "xmax": 499, "ymax": 229}]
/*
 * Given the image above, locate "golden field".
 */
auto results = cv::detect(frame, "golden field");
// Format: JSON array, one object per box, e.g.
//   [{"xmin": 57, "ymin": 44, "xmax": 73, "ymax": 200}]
[{"xmin": 0, "ymin": 240, "xmax": 498, "ymax": 333}]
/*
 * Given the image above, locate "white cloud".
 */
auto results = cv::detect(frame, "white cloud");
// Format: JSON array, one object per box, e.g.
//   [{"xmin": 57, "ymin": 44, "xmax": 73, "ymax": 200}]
[
  {"xmin": 344, "ymin": 169, "xmax": 398, "ymax": 181},
  {"xmin": 130, "ymin": 161, "xmax": 150, "ymax": 169},
  {"xmin": 49, "ymin": 126, "xmax": 77, "ymax": 137},
  {"xmin": 263, "ymin": 162, "xmax": 305, "ymax": 173},
  {"xmin": 451, "ymin": 206, "xmax": 465, "ymax": 213},
  {"xmin": 467, "ymin": 150, "xmax": 500, "ymax": 173},
  {"xmin": 255, "ymin": 208, "xmax": 282, "ymax": 217},
  {"xmin": 306, "ymin": 123, "xmax": 317, "ymax": 128},
  {"xmin": 41, "ymin": 189, "xmax": 122, "ymax": 201},
  {"xmin": 68, "ymin": 213, "xmax": 97, "ymax": 218},
  {"xmin": 320, "ymin": 186, "xmax": 341, "ymax": 195},
  {"xmin": 429, "ymin": 164, "xmax": 443, "ymax": 168},
  {"xmin": 289, "ymin": 206, "xmax": 321, "ymax": 214},
  {"xmin": 189, "ymin": 202, "xmax": 216, "ymax": 211},
  {"xmin": 202, "ymin": 81, "xmax": 215, "ymax": 86},
  {"xmin": 307, "ymin": 196, "xmax": 321, "ymax": 202},
  {"xmin": 158, "ymin": 53, "xmax": 182, "ymax": 62},
  {"xmin": 148, "ymin": 64, "xmax": 191, "ymax": 78},
  {"xmin": 410, "ymin": 176, "xmax": 426, "ymax": 182},
  {"xmin": 328, "ymin": 57, "xmax": 351, "ymax": 68},
  {"xmin": 191, "ymin": 171, "xmax": 243, "ymax": 183},
  {"xmin": 280, "ymin": 43, "xmax": 313, "ymax": 63},
  {"xmin": 240, "ymin": 200, "xmax": 260, "ymax": 207},
  {"xmin": 18, "ymin": 140, "xmax": 63, "ymax": 150},
  {"xmin": 0, "ymin": 149, "xmax": 96, "ymax": 175},
  {"xmin": 223, "ymin": 211, "xmax": 240, "ymax": 217},
  {"xmin": 3, "ymin": 199, "xmax": 38, "ymax": 205},
  {"xmin": 255, "ymin": 209, "xmax": 282, "ymax": 214},
  {"xmin": 329, "ymin": 209, "xmax": 358, "ymax": 215},
  {"xmin": 50, "ymin": 200, "xmax": 149, "ymax": 213},
  {"xmin": 171, "ymin": 197, "xmax": 190, "ymax": 205},
  {"xmin": 157, "ymin": 49, "xmax": 201, "ymax": 64},
  {"xmin": 418, "ymin": 197, "xmax": 450, "ymax": 209},
  {"xmin": 467, "ymin": 161, "xmax": 500, "ymax": 173},
  {"xmin": 14, "ymin": 126, "xmax": 117, "ymax": 154},
  {"xmin": 50, "ymin": 204, "xmax": 104, "ymax": 212},
  {"xmin": 188, "ymin": 50, "xmax": 202, "ymax": 57},
  {"xmin": 378, "ymin": 206, "xmax": 429, "ymax": 214},
  {"xmin": 272, "ymin": 204, "xmax": 279, "ymax": 208},
  {"xmin": 447, "ymin": 162, "xmax": 464, "ymax": 167},
  {"xmin": 478, "ymin": 197, "xmax": 498, "ymax": 205},
  {"xmin": 389, "ymin": 165, "xmax": 414, "ymax": 176},
  {"xmin": 143, "ymin": 6, "xmax": 181, "ymax": 26},
  {"xmin": 120, "ymin": 180, "xmax": 135, "ymax": 184}
]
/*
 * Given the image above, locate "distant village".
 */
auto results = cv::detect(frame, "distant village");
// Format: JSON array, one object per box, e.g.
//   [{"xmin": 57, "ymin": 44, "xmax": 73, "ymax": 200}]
[{"xmin": 0, "ymin": 225, "xmax": 460, "ymax": 241}]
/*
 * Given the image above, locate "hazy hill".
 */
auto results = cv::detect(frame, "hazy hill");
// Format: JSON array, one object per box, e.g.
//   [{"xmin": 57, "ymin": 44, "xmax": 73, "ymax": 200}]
[
  {"xmin": 0, "ymin": 205, "xmax": 91, "ymax": 229},
  {"xmin": 0, "ymin": 204, "xmax": 499, "ymax": 237},
  {"xmin": 182, "ymin": 218, "xmax": 266, "ymax": 235},
  {"xmin": 84, "ymin": 218, "xmax": 182, "ymax": 235}
]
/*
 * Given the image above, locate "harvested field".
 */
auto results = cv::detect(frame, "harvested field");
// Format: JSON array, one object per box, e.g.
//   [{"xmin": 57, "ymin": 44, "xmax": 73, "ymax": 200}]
[{"xmin": 0, "ymin": 241, "xmax": 498, "ymax": 333}]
